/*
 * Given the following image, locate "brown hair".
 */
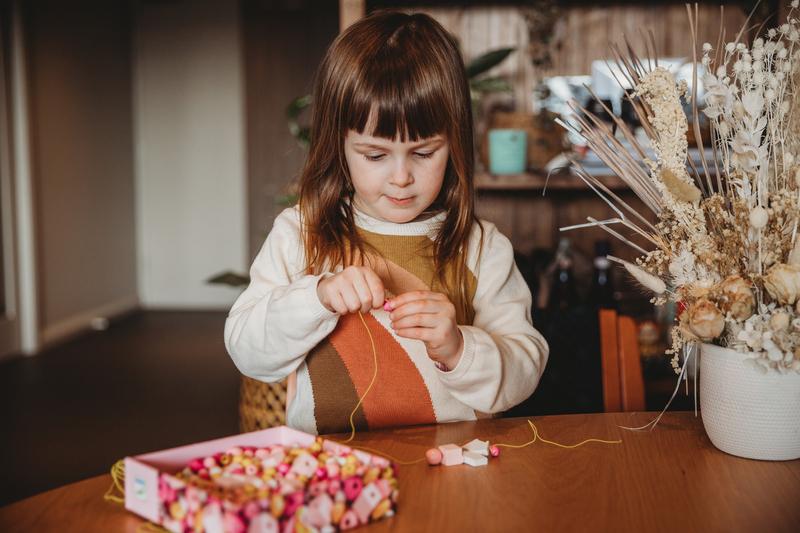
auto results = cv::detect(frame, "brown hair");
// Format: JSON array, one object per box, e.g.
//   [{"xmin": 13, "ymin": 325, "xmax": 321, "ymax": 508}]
[{"xmin": 298, "ymin": 10, "xmax": 480, "ymax": 321}]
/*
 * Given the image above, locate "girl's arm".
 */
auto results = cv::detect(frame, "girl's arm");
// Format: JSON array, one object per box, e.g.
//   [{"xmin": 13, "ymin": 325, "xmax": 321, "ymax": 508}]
[
  {"xmin": 436, "ymin": 222, "xmax": 549, "ymax": 413},
  {"xmin": 224, "ymin": 207, "xmax": 339, "ymax": 383}
]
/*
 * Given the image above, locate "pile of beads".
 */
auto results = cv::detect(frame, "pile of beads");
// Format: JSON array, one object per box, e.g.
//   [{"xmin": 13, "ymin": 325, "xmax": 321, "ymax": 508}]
[{"xmin": 158, "ymin": 438, "xmax": 398, "ymax": 533}]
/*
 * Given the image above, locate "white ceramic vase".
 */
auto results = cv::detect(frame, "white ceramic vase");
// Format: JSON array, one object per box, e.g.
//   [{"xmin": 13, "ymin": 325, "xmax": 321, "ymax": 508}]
[{"xmin": 700, "ymin": 343, "xmax": 800, "ymax": 460}]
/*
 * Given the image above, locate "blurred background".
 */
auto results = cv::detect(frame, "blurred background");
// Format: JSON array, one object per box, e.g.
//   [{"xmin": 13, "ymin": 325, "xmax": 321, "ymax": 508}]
[{"xmin": 0, "ymin": 0, "xmax": 780, "ymax": 506}]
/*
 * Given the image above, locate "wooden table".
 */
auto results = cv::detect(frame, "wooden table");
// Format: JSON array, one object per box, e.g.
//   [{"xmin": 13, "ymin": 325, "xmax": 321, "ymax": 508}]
[{"xmin": 1, "ymin": 412, "xmax": 798, "ymax": 532}]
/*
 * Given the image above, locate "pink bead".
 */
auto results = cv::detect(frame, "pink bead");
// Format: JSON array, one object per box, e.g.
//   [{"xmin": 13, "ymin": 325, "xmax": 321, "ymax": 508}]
[
  {"xmin": 255, "ymin": 448, "xmax": 270, "ymax": 459},
  {"xmin": 277, "ymin": 463, "xmax": 290, "ymax": 476},
  {"xmin": 245, "ymin": 464, "xmax": 259, "ymax": 476},
  {"xmin": 425, "ymin": 448, "xmax": 443, "ymax": 466},
  {"xmin": 343, "ymin": 477, "xmax": 363, "ymax": 501},
  {"xmin": 339, "ymin": 510, "xmax": 360, "ymax": 530},
  {"xmin": 283, "ymin": 491, "xmax": 304, "ymax": 517},
  {"xmin": 158, "ymin": 478, "xmax": 176, "ymax": 502},
  {"xmin": 308, "ymin": 480, "xmax": 328, "ymax": 497},
  {"xmin": 188, "ymin": 458, "xmax": 204, "ymax": 472},
  {"xmin": 315, "ymin": 467, "xmax": 327, "ymax": 480},
  {"xmin": 203, "ymin": 456, "xmax": 217, "ymax": 468},
  {"xmin": 489, "ymin": 445, "xmax": 500, "ymax": 457},
  {"xmin": 327, "ymin": 479, "xmax": 341, "ymax": 496}
]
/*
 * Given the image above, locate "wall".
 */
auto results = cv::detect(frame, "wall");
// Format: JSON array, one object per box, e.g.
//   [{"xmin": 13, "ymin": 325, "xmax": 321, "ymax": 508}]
[
  {"xmin": 24, "ymin": 0, "xmax": 138, "ymax": 345},
  {"xmin": 242, "ymin": 0, "xmax": 339, "ymax": 259},
  {"xmin": 134, "ymin": 0, "xmax": 247, "ymax": 308}
]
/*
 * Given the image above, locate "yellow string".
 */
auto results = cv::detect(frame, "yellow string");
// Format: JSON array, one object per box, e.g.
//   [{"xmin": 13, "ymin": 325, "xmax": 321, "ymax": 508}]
[
  {"xmin": 104, "ymin": 459, "xmax": 126, "ymax": 505},
  {"xmin": 341, "ymin": 311, "xmax": 379, "ymax": 444},
  {"xmin": 494, "ymin": 420, "xmax": 622, "ymax": 450}
]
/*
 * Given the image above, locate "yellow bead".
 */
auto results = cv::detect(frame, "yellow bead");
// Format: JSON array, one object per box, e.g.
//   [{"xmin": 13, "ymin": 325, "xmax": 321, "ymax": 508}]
[
  {"xmin": 363, "ymin": 467, "xmax": 380, "ymax": 484},
  {"xmin": 270, "ymin": 494, "xmax": 285, "ymax": 518},
  {"xmin": 241, "ymin": 458, "xmax": 252, "ymax": 467},
  {"xmin": 169, "ymin": 501, "xmax": 186, "ymax": 520},
  {"xmin": 331, "ymin": 501, "xmax": 346, "ymax": 524},
  {"xmin": 371, "ymin": 499, "xmax": 391, "ymax": 521},
  {"xmin": 341, "ymin": 464, "xmax": 356, "ymax": 477}
]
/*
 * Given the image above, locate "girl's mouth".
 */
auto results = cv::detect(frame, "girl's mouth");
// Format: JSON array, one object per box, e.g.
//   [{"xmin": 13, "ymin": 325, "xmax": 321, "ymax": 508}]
[{"xmin": 387, "ymin": 196, "xmax": 414, "ymax": 206}]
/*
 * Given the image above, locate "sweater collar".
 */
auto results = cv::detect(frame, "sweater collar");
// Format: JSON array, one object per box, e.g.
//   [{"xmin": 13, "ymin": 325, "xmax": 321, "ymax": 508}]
[{"xmin": 352, "ymin": 204, "xmax": 446, "ymax": 237}]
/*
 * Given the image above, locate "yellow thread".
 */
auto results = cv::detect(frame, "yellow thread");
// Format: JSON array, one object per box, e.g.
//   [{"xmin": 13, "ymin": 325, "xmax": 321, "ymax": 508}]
[
  {"xmin": 104, "ymin": 459, "xmax": 126, "ymax": 505},
  {"xmin": 494, "ymin": 420, "xmax": 622, "ymax": 450},
  {"xmin": 342, "ymin": 311, "xmax": 379, "ymax": 443}
]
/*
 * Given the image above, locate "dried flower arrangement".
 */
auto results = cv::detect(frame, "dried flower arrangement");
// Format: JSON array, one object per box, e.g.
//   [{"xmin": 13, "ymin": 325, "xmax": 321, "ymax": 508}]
[{"xmin": 558, "ymin": 2, "xmax": 800, "ymax": 375}]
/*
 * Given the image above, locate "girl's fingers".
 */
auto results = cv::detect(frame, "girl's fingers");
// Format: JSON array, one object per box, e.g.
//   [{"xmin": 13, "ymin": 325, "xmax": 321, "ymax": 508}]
[
  {"xmin": 393, "ymin": 327, "xmax": 436, "ymax": 343},
  {"xmin": 350, "ymin": 274, "xmax": 374, "ymax": 313},
  {"xmin": 363, "ymin": 269, "xmax": 386, "ymax": 309},
  {"xmin": 390, "ymin": 299, "xmax": 446, "ymax": 321},
  {"xmin": 391, "ymin": 312, "xmax": 440, "ymax": 330},
  {"xmin": 329, "ymin": 290, "xmax": 348, "ymax": 315},
  {"xmin": 339, "ymin": 286, "xmax": 363, "ymax": 313},
  {"xmin": 388, "ymin": 290, "xmax": 437, "ymax": 309}
]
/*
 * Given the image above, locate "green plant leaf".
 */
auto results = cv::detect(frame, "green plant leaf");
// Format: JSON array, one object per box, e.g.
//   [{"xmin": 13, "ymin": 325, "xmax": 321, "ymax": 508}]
[
  {"xmin": 287, "ymin": 94, "xmax": 312, "ymax": 119},
  {"xmin": 466, "ymin": 48, "xmax": 515, "ymax": 79},
  {"xmin": 276, "ymin": 194, "xmax": 299, "ymax": 206},
  {"xmin": 207, "ymin": 271, "xmax": 250, "ymax": 287},
  {"xmin": 470, "ymin": 76, "xmax": 513, "ymax": 94}
]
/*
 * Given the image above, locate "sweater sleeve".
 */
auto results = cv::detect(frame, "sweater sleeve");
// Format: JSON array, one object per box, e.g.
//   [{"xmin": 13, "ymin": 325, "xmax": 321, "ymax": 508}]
[
  {"xmin": 224, "ymin": 207, "xmax": 339, "ymax": 383},
  {"xmin": 436, "ymin": 222, "xmax": 549, "ymax": 413}
]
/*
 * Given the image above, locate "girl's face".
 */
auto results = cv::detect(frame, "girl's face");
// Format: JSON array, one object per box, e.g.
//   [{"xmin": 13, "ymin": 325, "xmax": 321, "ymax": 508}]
[{"xmin": 344, "ymin": 129, "xmax": 449, "ymax": 224}]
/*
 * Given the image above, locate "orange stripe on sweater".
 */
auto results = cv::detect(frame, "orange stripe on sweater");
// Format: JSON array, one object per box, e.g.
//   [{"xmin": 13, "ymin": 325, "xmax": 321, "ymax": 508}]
[{"xmin": 329, "ymin": 312, "xmax": 436, "ymax": 428}]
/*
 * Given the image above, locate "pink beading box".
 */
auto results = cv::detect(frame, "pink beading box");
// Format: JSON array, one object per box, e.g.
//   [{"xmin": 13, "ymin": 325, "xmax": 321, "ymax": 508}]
[{"xmin": 124, "ymin": 425, "xmax": 397, "ymax": 532}]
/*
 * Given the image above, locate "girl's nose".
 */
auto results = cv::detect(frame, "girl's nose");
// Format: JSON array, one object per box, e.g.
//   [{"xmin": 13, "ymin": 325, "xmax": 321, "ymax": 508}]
[{"xmin": 390, "ymin": 162, "xmax": 414, "ymax": 187}]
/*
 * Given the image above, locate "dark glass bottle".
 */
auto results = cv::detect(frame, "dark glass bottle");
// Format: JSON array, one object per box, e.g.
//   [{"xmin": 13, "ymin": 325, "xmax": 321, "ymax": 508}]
[
  {"xmin": 547, "ymin": 238, "xmax": 578, "ymax": 311},
  {"xmin": 590, "ymin": 240, "xmax": 616, "ymax": 309}
]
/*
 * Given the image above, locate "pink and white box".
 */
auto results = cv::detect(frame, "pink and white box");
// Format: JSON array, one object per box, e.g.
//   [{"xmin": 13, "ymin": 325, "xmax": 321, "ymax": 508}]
[{"xmin": 124, "ymin": 425, "xmax": 398, "ymax": 532}]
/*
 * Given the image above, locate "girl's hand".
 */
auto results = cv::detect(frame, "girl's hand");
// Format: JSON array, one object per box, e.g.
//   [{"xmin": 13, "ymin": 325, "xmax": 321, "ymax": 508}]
[
  {"xmin": 387, "ymin": 291, "xmax": 463, "ymax": 370},
  {"xmin": 317, "ymin": 266, "xmax": 385, "ymax": 315}
]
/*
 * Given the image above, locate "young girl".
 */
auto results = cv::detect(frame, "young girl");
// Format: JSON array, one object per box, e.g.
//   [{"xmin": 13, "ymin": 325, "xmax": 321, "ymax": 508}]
[{"xmin": 225, "ymin": 10, "xmax": 548, "ymax": 435}]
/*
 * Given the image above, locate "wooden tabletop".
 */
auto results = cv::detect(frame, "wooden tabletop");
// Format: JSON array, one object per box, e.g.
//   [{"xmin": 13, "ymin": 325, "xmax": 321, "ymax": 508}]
[{"xmin": 2, "ymin": 412, "xmax": 798, "ymax": 532}]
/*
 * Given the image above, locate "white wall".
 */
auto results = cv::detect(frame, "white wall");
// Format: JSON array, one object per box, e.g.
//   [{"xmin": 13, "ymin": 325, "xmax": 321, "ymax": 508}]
[
  {"xmin": 134, "ymin": 0, "xmax": 247, "ymax": 309},
  {"xmin": 24, "ymin": 0, "xmax": 139, "ymax": 346}
]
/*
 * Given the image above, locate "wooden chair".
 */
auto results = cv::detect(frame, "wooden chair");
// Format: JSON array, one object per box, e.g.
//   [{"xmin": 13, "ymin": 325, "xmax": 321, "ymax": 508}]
[{"xmin": 599, "ymin": 309, "xmax": 646, "ymax": 412}]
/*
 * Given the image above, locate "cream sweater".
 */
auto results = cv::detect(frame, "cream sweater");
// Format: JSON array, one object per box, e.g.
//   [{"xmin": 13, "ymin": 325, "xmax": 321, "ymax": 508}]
[{"xmin": 224, "ymin": 206, "xmax": 548, "ymax": 435}]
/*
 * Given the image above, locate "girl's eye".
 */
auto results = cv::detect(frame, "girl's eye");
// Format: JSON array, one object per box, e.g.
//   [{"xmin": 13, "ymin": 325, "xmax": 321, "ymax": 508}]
[
  {"xmin": 415, "ymin": 151, "xmax": 435, "ymax": 159},
  {"xmin": 364, "ymin": 154, "xmax": 385, "ymax": 162}
]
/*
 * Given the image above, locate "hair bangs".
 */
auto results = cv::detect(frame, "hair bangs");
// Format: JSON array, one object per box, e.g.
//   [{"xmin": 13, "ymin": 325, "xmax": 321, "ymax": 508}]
[{"xmin": 344, "ymin": 54, "xmax": 451, "ymax": 142}]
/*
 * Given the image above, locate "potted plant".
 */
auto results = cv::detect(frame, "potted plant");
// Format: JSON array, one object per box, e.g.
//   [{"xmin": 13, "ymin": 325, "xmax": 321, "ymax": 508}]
[{"xmin": 560, "ymin": 4, "xmax": 800, "ymax": 460}]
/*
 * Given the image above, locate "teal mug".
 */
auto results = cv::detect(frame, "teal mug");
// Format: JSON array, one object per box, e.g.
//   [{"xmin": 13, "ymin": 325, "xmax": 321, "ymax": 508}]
[{"xmin": 488, "ymin": 129, "xmax": 527, "ymax": 175}]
